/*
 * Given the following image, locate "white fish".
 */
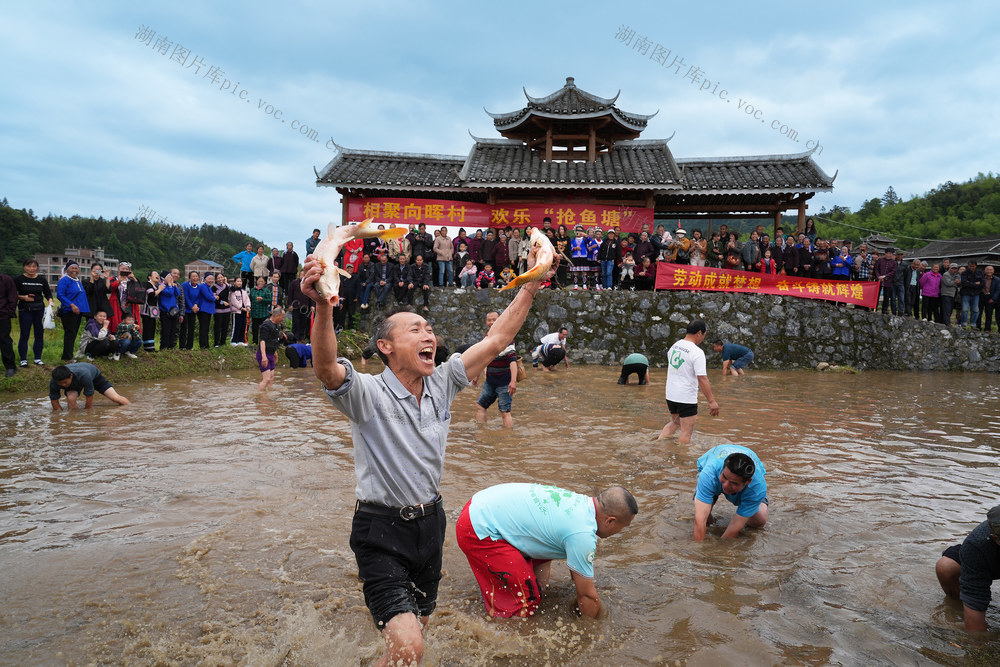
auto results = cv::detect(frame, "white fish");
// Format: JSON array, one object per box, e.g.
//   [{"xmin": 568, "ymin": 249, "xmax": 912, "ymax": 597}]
[{"xmin": 313, "ymin": 218, "xmax": 405, "ymax": 305}]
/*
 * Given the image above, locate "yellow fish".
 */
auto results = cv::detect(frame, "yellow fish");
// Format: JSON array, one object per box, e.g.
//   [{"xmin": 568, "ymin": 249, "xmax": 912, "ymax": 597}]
[
  {"xmin": 498, "ymin": 228, "xmax": 556, "ymax": 292},
  {"xmin": 313, "ymin": 218, "xmax": 406, "ymax": 305}
]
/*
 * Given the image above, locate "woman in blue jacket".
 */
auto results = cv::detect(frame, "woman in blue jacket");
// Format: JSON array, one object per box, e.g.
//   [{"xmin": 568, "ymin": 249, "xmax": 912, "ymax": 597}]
[
  {"xmin": 158, "ymin": 272, "xmax": 181, "ymax": 350},
  {"xmin": 196, "ymin": 274, "xmax": 217, "ymax": 349},
  {"xmin": 56, "ymin": 262, "xmax": 90, "ymax": 360}
]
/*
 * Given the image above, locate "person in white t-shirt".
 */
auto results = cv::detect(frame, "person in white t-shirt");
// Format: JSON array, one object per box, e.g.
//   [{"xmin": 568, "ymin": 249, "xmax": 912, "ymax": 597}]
[{"xmin": 658, "ymin": 320, "xmax": 720, "ymax": 444}]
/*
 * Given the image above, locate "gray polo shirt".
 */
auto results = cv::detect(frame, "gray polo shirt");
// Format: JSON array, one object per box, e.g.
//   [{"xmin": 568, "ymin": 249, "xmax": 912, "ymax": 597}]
[{"xmin": 323, "ymin": 354, "xmax": 470, "ymax": 507}]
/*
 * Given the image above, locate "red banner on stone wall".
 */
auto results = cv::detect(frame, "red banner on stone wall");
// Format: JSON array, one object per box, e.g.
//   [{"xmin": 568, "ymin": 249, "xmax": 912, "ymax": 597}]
[
  {"xmin": 346, "ymin": 197, "xmax": 653, "ymax": 233},
  {"xmin": 654, "ymin": 263, "xmax": 880, "ymax": 308}
]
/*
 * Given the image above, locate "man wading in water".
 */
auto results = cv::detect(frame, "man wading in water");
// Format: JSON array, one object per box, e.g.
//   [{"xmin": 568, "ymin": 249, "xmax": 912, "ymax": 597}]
[{"xmin": 300, "ymin": 243, "xmax": 553, "ymax": 666}]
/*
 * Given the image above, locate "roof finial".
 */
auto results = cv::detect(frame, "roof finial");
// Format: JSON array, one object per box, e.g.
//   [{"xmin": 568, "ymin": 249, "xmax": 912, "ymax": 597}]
[{"xmin": 566, "ymin": 76, "xmax": 575, "ymax": 87}]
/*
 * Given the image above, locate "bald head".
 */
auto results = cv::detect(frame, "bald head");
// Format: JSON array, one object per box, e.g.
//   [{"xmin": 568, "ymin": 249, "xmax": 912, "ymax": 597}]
[{"xmin": 597, "ymin": 486, "xmax": 638, "ymax": 522}]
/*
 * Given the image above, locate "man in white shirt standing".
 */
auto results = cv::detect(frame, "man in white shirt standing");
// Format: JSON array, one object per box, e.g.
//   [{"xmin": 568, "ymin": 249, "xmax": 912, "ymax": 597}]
[{"xmin": 658, "ymin": 320, "xmax": 720, "ymax": 444}]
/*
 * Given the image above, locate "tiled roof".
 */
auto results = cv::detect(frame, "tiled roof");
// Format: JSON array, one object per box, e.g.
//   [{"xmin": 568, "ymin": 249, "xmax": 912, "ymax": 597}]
[
  {"xmin": 316, "ymin": 148, "xmax": 465, "ymax": 190},
  {"xmin": 906, "ymin": 235, "xmax": 1000, "ymax": 264},
  {"xmin": 676, "ymin": 151, "xmax": 835, "ymax": 192},
  {"xmin": 317, "ymin": 143, "xmax": 833, "ymax": 195},
  {"xmin": 487, "ymin": 77, "xmax": 656, "ymax": 132},
  {"xmin": 458, "ymin": 139, "xmax": 681, "ymax": 189}
]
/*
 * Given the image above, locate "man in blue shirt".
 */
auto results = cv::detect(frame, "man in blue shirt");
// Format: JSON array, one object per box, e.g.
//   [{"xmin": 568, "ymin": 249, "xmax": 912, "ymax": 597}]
[
  {"xmin": 285, "ymin": 342, "xmax": 312, "ymax": 368},
  {"xmin": 456, "ymin": 483, "xmax": 637, "ymax": 618},
  {"xmin": 712, "ymin": 340, "xmax": 755, "ymax": 377},
  {"xmin": 935, "ymin": 504, "xmax": 1000, "ymax": 631},
  {"xmin": 693, "ymin": 445, "xmax": 768, "ymax": 540},
  {"xmin": 231, "ymin": 242, "xmax": 255, "ymax": 292}
]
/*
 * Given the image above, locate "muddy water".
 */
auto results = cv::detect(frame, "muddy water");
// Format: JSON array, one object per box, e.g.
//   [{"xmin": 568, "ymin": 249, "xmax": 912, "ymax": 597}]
[{"xmin": 1, "ymin": 366, "xmax": 998, "ymax": 665}]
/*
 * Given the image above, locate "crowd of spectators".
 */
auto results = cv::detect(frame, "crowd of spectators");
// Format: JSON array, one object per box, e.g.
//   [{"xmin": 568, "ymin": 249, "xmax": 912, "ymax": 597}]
[{"xmin": 2, "ymin": 219, "xmax": 997, "ymax": 378}]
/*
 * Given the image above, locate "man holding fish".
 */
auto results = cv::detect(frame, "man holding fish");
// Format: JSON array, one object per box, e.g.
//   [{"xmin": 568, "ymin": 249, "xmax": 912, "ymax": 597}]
[{"xmin": 300, "ymin": 219, "xmax": 556, "ymax": 666}]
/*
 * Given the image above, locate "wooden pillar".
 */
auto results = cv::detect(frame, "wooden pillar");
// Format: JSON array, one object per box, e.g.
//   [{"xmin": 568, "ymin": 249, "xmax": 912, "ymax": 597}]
[
  {"xmin": 545, "ymin": 128, "xmax": 553, "ymax": 162},
  {"xmin": 796, "ymin": 200, "xmax": 806, "ymax": 234},
  {"xmin": 342, "ymin": 193, "xmax": 349, "ymax": 226},
  {"xmin": 588, "ymin": 126, "xmax": 596, "ymax": 162},
  {"xmin": 774, "ymin": 210, "xmax": 782, "ymax": 237}
]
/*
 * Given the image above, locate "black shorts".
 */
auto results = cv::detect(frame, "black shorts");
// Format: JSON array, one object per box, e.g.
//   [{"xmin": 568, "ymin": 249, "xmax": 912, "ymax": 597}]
[
  {"xmin": 666, "ymin": 399, "xmax": 698, "ymax": 418},
  {"xmin": 942, "ymin": 544, "xmax": 962, "ymax": 563},
  {"xmin": 350, "ymin": 505, "xmax": 447, "ymax": 629},
  {"xmin": 285, "ymin": 347, "xmax": 303, "ymax": 368},
  {"xmin": 619, "ymin": 363, "xmax": 648, "ymax": 384}
]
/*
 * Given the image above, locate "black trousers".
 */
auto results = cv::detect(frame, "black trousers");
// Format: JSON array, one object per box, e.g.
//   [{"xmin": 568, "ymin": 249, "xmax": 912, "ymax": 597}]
[
  {"xmin": 232, "ymin": 312, "xmax": 247, "ymax": 344},
  {"xmin": 906, "ymin": 285, "xmax": 921, "ymax": 318},
  {"xmin": 213, "ymin": 312, "xmax": 231, "ymax": 347},
  {"xmin": 922, "ymin": 295, "xmax": 940, "ymax": 323},
  {"xmin": 84, "ymin": 337, "xmax": 115, "ymax": 358},
  {"xmin": 160, "ymin": 314, "xmax": 179, "ymax": 350},
  {"xmin": 181, "ymin": 312, "xmax": 196, "ymax": 349},
  {"xmin": 59, "ymin": 311, "xmax": 82, "ymax": 360},
  {"xmin": 198, "ymin": 312, "xmax": 212, "ymax": 349},
  {"xmin": 251, "ymin": 317, "xmax": 265, "ymax": 345},
  {"xmin": 0, "ymin": 318, "xmax": 14, "ymax": 370},
  {"xmin": 141, "ymin": 315, "xmax": 157, "ymax": 351},
  {"xmin": 291, "ymin": 308, "xmax": 310, "ymax": 342},
  {"xmin": 940, "ymin": 296, "xmax": 956, "ymax": 326}
]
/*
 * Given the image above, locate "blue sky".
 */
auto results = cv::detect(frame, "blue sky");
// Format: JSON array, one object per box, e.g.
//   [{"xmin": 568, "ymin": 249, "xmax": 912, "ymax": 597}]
[{"xmin": 2, "ymin": 1, "xmax": 998, "ymax": 249}]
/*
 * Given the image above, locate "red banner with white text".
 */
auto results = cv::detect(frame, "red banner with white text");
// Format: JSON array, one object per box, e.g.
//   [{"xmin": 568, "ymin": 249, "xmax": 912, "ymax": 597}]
[
  {"xmin": 654, "ymin": 263, "xmax": 880, "ymax": 308},
  {"xmin": 346, "ymin": 197, "xmax": 653, "ymax": 233}
]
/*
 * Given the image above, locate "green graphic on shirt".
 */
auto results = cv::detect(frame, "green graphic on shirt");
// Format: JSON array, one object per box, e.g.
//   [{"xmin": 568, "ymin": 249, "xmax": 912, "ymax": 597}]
[
  {"xmin": 529, "ymin": 484, "xmax": 574, "ymax": 514},
  {"xmin": 669, "ymin": 349, "xmax": 686, "ymax": 369}
]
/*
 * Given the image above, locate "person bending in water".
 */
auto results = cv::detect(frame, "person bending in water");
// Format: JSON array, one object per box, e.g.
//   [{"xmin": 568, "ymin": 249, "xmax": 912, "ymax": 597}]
[
  {"xmin": 456, "ymin": 483, "xmax": 637, "ymax": 619},
  {"xmin": 300, "ymin": 243, "xmax": 553, "ymax": 666},
  {"xmin": 692, "ymin": 445, "xmax": 768, "ymax": 540},
  {"xmin": 935, "ymin": 503, "xmax": 1000, "ymax": 631},
  {"xmin": 49, "ymin": 362, "xmax": 130, "ymax": 411},
  {"xmin": 711, "ymin": 340, "xmax": 754, "ymax": 377}
]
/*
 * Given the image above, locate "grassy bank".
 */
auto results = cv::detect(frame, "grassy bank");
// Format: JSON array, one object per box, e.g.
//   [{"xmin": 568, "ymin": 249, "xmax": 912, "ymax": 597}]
[{"xmin": 0, "ymin": 317, "xmax": 369, "ymax": 396}]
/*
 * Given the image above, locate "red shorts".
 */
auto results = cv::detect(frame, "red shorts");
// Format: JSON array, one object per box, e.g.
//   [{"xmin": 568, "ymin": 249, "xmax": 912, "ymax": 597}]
[{"xmin": 455, "ymin": 500, "xmax": 550, "ymax": 618}]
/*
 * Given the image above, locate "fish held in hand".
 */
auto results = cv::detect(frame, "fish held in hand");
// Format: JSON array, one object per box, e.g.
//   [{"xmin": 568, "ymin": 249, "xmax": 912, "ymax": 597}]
[
  {"xmin": 314, "ymin": 219, "xmax": 405, "ymax": 305},
  {"xmin": 498, "ymin": 228, "xmax": 556, "ymax": 292}
]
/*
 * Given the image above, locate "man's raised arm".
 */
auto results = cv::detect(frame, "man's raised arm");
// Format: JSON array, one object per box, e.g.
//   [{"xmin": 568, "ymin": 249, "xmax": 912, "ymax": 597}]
[{"xmin": 301, "ymin": 255, "xmax": 347, "ymax": 390}]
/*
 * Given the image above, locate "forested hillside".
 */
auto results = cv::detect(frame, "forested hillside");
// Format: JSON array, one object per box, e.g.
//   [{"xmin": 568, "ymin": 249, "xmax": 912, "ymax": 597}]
[
  {"xmin": 0, "ymin": 198, "xmax": 266, "ymax": 278},
  {"xmin": 807, "ymin": 172, "xmax": 1000, "ymax": 248}
]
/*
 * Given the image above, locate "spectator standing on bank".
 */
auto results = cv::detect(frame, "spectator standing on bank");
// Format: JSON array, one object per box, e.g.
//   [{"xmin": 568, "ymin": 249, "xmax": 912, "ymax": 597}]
[
  {"xmin": 978, "ymin": 265, "xmax": 999, "ymax": 331},
  {"xmin": 408, "ymin": 255, "xmax": 433, "ymax": 312},
  {"xmin": 14, "ymin": 259, "xmax": 52, "ymax": 367},
  {"xmin": 873, "ymin": 249, "xmax": 899, "ymax": 314},
  {"xmin": 959, "ymin": 260, "xmax": 985, "ymax": 329},
  {"xmin": 266, "ymin": 248, "xmax": 283, "ymax": 281},
  {"xmin": 141, "ymin": 271, "xmax": 164, "ymax": 353},
  {"xmin": 434, "ymin": 227, "xmax": 454, "ymax": 287},
  {"xmin": 196, "ymin": 273, "xmax": 217, "ymax": 349},
  {"xmin": 305, "ymin": 229, "xmax": 321, "ymax": 257},
  {"xmin": 919, "ymin": 264, "xmax": 943, "ymax": 323},
  {"xmin": 281, "ymin": 242, "xmax": 300, "ymax": 292},
  {"xmin": 0, "ymin": 272, "xmax": 17, "ymax": 377},
  {"xmin": 158, "ymin": 272, "xmax": 181, "ymax": 350},
  {"xmin": 83, "ymin": 262, "xmax": 112, "ymax": 322},
  {"xmin": 232, "ymin": 242, "xmax": 255, "ymax": 290},
  {"xmin": 250, "ymin": 245, "xmax": 270, "ymax": 286},
  {"xmin": 57, "ymin": 262, "xmax": 90, "ymax": 361},
  {"xmin": 228, "ymin": 277, "xmax": 250, "ymax": 346},
  {"xmin": 213, "ymin": 274, "xmax": 232, "ymax": 347},
  {"xmin": 180, "ymin": 271, "xmax": 201, "ymax": 350}
]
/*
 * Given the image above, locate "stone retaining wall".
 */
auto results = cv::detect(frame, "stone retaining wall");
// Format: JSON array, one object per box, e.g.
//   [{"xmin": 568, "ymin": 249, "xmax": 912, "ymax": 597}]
[{"xmin": 354, "ymin": 289, "xmax": 1000, "ymax": 372}]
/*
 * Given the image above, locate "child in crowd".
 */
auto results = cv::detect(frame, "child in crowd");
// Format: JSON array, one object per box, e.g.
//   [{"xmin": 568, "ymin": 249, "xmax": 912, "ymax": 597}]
[
  {"xmin": 458, "ymin": 259, "xmax": 478, "ymax": 288},
  {"xmin": 757, "ymin": 248, "xmax": 778, "ymax": 274},
  {"xmin": 476, "ymin": 263, "xmax": 496, "ymax": 289},
  {"xmin": 454, "ymin": 242, "xmax": 470, "ymax": 284},
  {"xmin": 497, "ymin": 266, "xmax": 516, "ymax": 288},
  {"xmin": 620, "ymin": 252, "xmax": 636, "ymax": 290},
  {"xmin": 114, "ymin": 314, "xmax": 143, "ymax": 360}
]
